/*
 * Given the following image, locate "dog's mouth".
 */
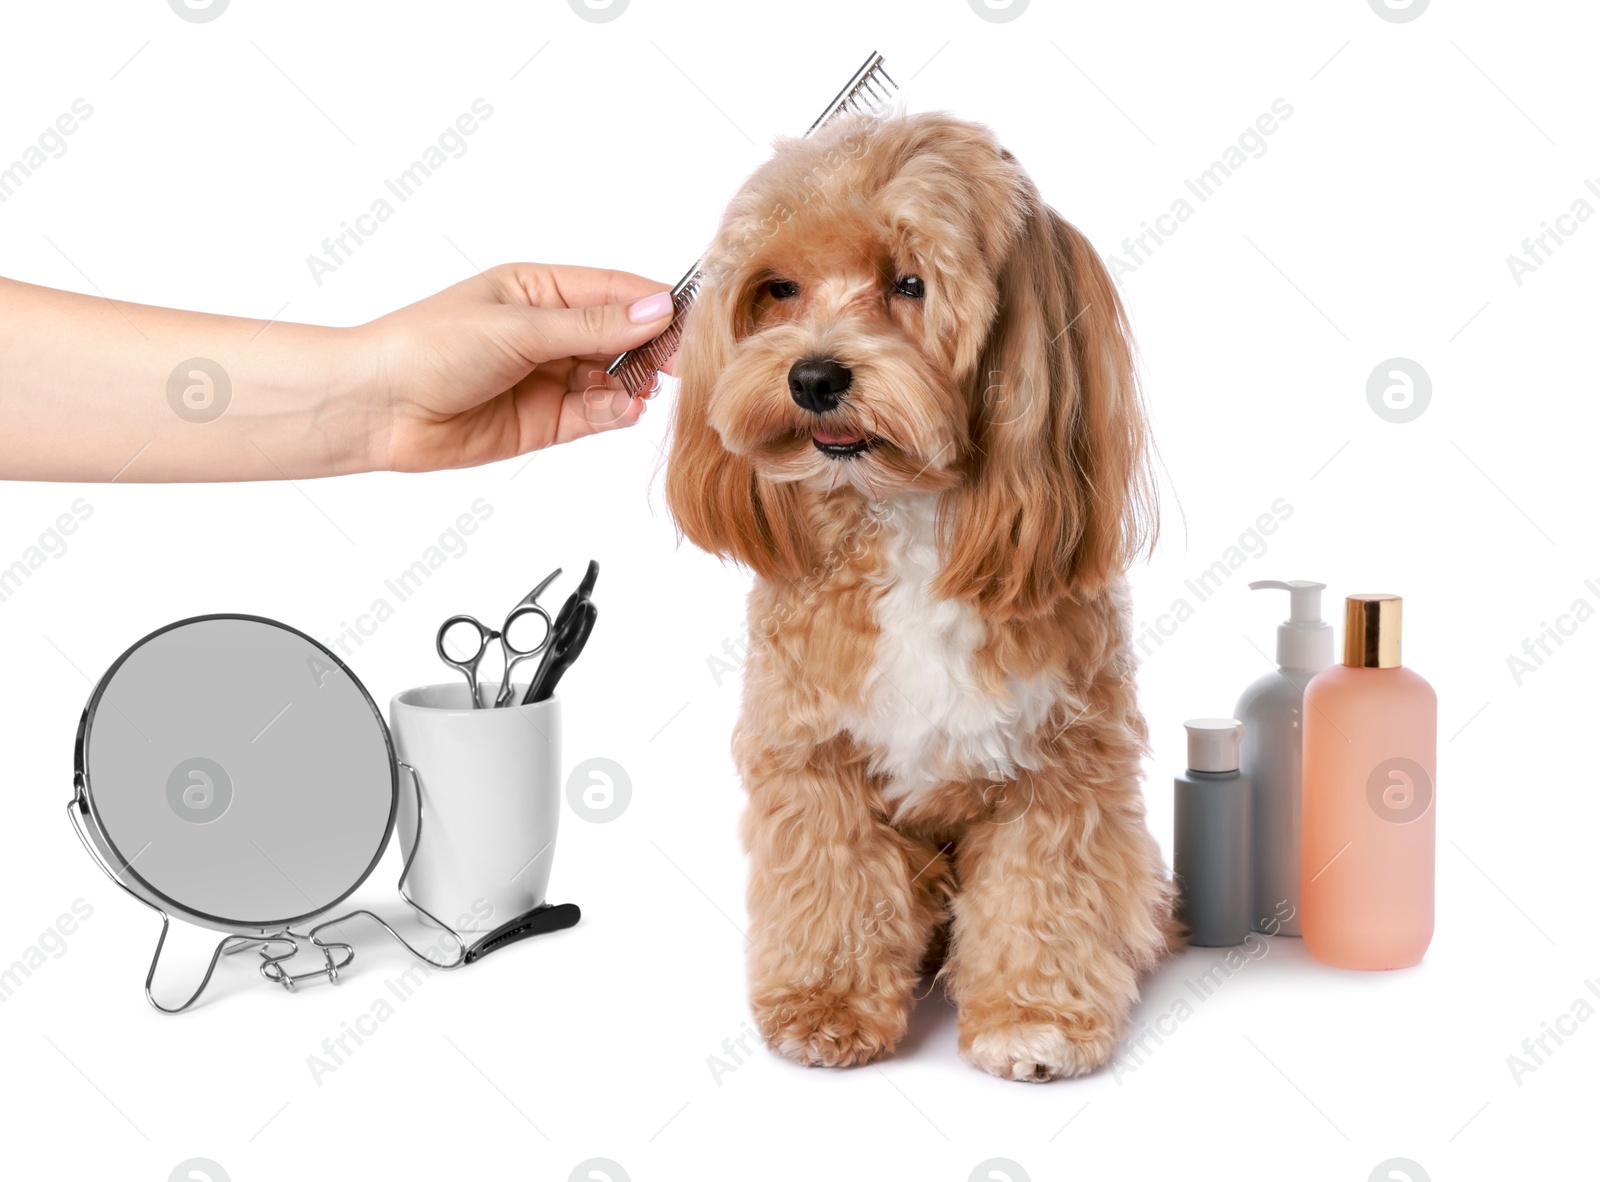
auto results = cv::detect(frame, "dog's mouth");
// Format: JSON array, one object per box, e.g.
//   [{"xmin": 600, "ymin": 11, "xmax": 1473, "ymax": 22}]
[{"xmin": 810, "ymin": 429, "xmax": 877, "ymax": 459}]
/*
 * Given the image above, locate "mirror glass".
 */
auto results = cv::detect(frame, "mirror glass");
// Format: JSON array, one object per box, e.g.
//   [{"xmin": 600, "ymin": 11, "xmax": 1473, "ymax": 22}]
[{"xmin": 84, "ymin": 617, "xmax": 395, "ymax": 931}]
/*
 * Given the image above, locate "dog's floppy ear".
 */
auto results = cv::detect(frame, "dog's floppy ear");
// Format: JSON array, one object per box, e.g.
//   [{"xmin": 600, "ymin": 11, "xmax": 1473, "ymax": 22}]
[
  {"xmin": 935, "ymin": 197, "xmax": 1155, "ymax": 617},
  {"xmin": 665, "ymin": 271, "xmax": 815, "ymax": 580}
]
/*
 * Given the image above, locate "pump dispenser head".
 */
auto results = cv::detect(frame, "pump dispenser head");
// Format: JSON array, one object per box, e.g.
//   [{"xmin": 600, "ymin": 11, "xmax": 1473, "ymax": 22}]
[
  {"xmin": 1249, "ymin": 579, "xmax": 1334, "ymax": 672},
  {"xmin": 1185, "ymin": 718, "xmax": 1243, "ymax": 773}
]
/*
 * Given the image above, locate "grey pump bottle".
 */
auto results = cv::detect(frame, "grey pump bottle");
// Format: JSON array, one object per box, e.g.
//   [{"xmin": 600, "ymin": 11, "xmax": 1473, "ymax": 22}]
[
  {"xmin": 1236, "ymin": 580, "xmax": 1333, "ymax": 936},
  {"xmin": 1174, "ymin": 718, "xmax": 1251, "ymax": 947}
]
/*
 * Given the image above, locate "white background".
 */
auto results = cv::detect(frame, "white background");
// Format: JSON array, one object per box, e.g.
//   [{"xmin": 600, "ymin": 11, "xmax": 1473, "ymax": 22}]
[{"xmin": 1, "ymin": 1, "xmax": 1595, "ymax": 1179}]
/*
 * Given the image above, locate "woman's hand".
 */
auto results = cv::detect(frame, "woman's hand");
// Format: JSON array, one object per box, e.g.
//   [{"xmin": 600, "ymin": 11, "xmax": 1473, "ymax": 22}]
[
  {"xmin": 0, "ymin": 264, "xmax": 675, "ymax": 482},
  {"xmin": 364, "ymin": 262, "xmax": 675, "ymax": 472}
]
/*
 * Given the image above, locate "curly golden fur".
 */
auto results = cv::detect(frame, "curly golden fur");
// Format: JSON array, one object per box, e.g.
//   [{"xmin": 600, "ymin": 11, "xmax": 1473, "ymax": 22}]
[{"xmin": 666, "ymin": 111, "xmax": 1178, "ymax": 1081}]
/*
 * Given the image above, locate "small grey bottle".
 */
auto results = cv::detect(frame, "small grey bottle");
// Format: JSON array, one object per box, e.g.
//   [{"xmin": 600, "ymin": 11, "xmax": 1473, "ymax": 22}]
[{"xmin": 1174, "ymin": 718, "xmax": 1252, "ymax": 947}]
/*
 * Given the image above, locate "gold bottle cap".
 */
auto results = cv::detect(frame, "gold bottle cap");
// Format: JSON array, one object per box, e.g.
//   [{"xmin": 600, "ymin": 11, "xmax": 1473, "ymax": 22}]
[{"xmin": 1343, "ymin": 594, "xmax": 1402, "ymax": 668}]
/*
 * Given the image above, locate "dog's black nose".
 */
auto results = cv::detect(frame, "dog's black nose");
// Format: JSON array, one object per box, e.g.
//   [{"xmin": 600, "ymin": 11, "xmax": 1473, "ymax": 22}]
[{"xmin": 788, "ymin": 357, "xmax": 852, "ymax": 413}]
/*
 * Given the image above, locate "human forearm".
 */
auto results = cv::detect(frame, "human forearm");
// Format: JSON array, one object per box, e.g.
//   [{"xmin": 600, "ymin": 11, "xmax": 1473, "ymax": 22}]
[{"xmin": 0, "ymin": 277, "xmax": 376, "ymax": 482}]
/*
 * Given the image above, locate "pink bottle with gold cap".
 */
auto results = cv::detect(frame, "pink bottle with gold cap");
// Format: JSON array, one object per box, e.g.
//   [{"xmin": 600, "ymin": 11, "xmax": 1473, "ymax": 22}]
[{"xmin": 1300, "ymin": 594, "xmax": 1436, "ymax": 970}]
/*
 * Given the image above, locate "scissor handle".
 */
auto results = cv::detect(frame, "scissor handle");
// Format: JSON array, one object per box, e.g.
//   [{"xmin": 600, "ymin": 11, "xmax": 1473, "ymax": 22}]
[
  {"xmin": 436, "ymin": 614, "xmax": 494, "ymax": 670},
  {"xmin": 500, "ymin": 601, "xmax": 554, "ymax": 658}
]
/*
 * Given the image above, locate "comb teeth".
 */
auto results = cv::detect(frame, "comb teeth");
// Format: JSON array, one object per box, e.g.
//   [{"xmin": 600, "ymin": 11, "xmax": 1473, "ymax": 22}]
[
  {"xmin": 606, "ymin": 52, "xmax": 897, "ymax": 400},
  {"xmin": 604, "ymin": 266, "xmax": 701, "ymax": 395},
  {"xmin": 806, "ymin": 52, "xmax": 898, "ymax": 135}
]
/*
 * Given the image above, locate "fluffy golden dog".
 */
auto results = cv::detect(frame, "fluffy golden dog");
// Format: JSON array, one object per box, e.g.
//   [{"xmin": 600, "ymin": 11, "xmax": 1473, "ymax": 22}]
[{"xmin": 665, "ymin": 111, "xmax": 1177, "ymax": 1081}]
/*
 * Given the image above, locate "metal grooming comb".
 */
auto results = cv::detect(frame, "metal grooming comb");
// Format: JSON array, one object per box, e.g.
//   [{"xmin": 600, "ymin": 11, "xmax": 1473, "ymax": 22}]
[{"xmin": 605, "ymin": 51, "xmax": 898, "ymax": 399}]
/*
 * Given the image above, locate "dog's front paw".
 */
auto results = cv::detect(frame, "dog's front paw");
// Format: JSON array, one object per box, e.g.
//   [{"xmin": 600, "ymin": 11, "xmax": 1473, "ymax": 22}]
[
  {"xmin": 753, "ymin": 987, "xmax": 907, "ymax": 1068},
  {"xmin": 959, "ymin": 1011, "xmax": 1119, "ymax": 1082}
]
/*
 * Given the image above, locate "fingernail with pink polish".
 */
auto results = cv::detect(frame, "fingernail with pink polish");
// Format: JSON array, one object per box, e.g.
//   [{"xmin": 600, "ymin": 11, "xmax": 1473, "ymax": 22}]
[{"xmin": 628, "ymin": 291, "xmax": 673, "ymax": 323}]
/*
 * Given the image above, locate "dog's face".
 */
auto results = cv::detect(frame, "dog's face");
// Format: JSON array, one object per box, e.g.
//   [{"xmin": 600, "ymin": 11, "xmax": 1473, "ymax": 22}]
[{"xmin": 667, "ymin": 112, "xmax": 1154, "ymax": 617}]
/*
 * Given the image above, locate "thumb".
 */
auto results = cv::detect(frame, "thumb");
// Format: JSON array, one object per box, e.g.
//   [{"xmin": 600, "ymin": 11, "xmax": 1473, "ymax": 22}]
[{"xmin": 515, "ymin": 290, "xmax": 675, "ymax": 362}]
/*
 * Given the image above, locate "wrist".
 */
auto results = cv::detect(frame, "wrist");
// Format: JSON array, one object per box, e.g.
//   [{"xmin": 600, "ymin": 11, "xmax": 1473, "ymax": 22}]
[{"xmin": 307, "ymin": 322, "xmax": 389, "ymax": 477}]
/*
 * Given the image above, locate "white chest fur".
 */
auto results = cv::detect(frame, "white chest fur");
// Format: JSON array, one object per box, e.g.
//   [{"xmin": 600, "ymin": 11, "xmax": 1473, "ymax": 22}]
[{"xmin": 842, "ymin": 494, "xmax": 1062, "ymax": 813}]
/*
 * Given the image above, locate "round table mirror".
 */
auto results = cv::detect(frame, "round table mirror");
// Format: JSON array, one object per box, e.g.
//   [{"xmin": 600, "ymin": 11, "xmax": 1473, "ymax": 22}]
[{"xmin": 77, "ymin": 616, "xmax": 396, "ymax": 933}]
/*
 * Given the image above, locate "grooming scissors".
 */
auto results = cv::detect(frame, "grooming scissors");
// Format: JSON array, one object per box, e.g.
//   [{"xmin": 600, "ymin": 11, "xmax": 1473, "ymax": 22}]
[{"xmin": 436, "ymin": 569, "xmax": 560, "ymax": 708}]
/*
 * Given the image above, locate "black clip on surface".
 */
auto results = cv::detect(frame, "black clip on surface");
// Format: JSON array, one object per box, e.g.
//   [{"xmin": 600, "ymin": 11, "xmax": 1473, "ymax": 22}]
[{"xmin": 464, "ymin": 902, "xmax": 581, "ymax": 964}]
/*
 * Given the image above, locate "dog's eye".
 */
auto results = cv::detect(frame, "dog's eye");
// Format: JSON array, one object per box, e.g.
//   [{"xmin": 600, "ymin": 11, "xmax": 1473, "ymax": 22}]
[
  {"xmin": 895, "ymin": 275, "xmax": 926, "ymax": 299},
  {"xmin": 767, "ymin": 280, "xmax": 800, "ymax": 300}
]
